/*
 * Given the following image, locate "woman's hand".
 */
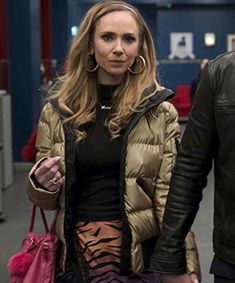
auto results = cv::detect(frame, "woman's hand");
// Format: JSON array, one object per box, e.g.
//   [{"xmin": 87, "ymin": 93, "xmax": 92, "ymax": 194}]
[
  {"xmin": 162, "ymin": 273, "xmax": 199, "ymax": 283},
  {"xmin": 189, "ymin": 272, "xmax": 200, "ymax": 283},
  {"xmin": 34, "ymin": 156, "xmax": 63, "ymax": 192}
]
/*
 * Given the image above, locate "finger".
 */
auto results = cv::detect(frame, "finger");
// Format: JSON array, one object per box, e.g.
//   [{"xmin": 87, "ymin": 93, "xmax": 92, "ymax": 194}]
[
  {"xmin": 37, "ymin": 156, "xmax": 61, "ymax": 174},
  {"xmin": 48, "ymin": 172, "xmax": 62, "ymax": 184},
  {"xmin": 50, "ymin": 155, "xmax": 61, "ymax": 163},
  {"xmin": 35, "ymin": 156, "xmax": 61, "ymax": 179},
  {"xmin": 34, "ymin": 156, "xmax": 61, "ymax": 187},
  {"xmin": 45, "ymin": 181, "xmax": 62, "ymax": 192},
  {"xmin": 41, "ymin": 172, "xmax": 62, "ymax": 191},
  {"xmin": 189, "ymin": 273, "xmax": 200, "ymax": 283},
  {"xmin": 48, "ymin": 174, "xmax": 63, "ymax": 191},
  {"xmin": 35, "ymin": 165, "xmax": 59, "ymax": 184}
]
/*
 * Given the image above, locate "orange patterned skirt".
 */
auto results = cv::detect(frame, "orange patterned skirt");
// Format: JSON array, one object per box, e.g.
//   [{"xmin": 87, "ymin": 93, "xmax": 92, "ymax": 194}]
[{"xmin": 74, "ymin": 220, "xmax": 161, "ymax": 283}]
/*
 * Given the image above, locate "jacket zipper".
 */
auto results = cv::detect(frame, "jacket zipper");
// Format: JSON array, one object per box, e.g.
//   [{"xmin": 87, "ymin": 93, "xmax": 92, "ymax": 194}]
[{"xmin": 118, "ymin": 88, "xmax": 174, "ymax": 273}]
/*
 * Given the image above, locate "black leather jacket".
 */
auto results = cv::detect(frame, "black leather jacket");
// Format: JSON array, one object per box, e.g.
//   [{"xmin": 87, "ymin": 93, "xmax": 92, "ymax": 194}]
[{"xmin": 149, "ymin": 51, "xmax": 235, "ymax": 273}]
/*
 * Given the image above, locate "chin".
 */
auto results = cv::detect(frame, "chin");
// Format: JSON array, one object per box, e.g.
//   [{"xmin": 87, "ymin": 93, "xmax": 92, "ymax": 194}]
[
  {"xmin": 109, "ymin": 69, "xmax": 127, "ymax": 76},
  {"xmin": 99, "ymin": 67, "xmax": 126, "ymax": 82}
]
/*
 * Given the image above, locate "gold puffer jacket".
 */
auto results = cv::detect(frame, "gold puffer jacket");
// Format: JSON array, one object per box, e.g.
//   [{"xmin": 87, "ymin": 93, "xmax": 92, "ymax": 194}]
[{"xmin": 27, "ymin": 89, "xmax": 200, "ymax": 276}]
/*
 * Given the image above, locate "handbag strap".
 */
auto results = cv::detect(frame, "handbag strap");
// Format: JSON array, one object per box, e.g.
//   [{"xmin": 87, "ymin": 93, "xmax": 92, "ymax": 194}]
[{"xmin": 29, "ymin": 204, "xmax": 57, "ymax": 233}]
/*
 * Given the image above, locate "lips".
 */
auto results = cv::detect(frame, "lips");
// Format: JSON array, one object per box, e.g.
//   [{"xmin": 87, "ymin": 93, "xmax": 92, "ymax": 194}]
[{"xmin": 109, "ymin": 60, "xmax": 125, "ymax": 65}]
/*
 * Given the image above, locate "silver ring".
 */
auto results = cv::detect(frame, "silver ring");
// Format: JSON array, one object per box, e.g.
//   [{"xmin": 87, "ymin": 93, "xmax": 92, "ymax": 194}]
[{"xmin": 49, "ymin": 177, "xmax": 60, "ymax": 185}]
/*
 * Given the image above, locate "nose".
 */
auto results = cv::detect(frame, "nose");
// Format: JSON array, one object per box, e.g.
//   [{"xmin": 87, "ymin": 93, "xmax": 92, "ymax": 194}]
[{"xmin": 113, "ymin": 39, "xmax": 124, "ymax": 55}]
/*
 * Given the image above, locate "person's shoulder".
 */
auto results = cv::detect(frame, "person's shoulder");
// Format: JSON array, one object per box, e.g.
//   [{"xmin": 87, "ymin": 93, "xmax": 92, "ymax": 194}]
[
  {"xmin": 41, "ymin": 101, "xmax": 55, "ymax": 112},
  {"xmin": 204, "ymin": 51, "xmax": 235, "ymax": 86},
  {"xmin": 159, "ymin": 100, "xmax": 178, "ymax": 115},
  {"xmin": 40, "ymin": 101, "xmax": 60, "ymax": 121},
  {"xmin": 209, "ymin": 51, "xmax": 235, "ymax": 69},
  {"xmin": 151, "ymin": 100, "xmax": 178, "ymax": 121}
]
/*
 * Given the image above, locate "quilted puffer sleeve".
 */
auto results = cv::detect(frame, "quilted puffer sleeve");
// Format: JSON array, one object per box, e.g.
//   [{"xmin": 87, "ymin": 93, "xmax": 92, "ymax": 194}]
[
  {"xmin": 26, "ymin": 102, "xmax": 62, "ymax": 210},
  {"xmin": 153, "ymin": 102, "xmax": 201, "ymax": 276},
  {"xmin": 153, "ymin": 102, "xmax": 180, "ymax": 229}
]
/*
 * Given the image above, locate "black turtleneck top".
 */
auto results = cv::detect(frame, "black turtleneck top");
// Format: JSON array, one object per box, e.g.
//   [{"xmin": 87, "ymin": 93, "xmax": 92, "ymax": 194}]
[{"xmin": 74, "ymin": 85, "xmax": 122, "ymax": 221}]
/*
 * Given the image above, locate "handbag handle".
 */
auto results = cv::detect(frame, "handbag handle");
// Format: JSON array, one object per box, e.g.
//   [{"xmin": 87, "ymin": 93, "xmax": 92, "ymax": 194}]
[{"xmin": 29, "ymin": 205, "xmax": 57, "ymax": 233}]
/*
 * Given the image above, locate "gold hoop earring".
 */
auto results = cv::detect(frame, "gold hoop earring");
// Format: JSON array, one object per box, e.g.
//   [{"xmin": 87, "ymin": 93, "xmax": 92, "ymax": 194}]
[
  {"xmin": 87, "ymin": 54, "xmax": 99, "ymax": 72},
  {"xmin": 128, "ymin": 55, "xmax": 146, "ymax": 75}
]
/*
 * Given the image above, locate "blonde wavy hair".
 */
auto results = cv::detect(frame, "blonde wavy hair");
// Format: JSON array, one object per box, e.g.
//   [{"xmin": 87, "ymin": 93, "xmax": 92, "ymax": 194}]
[{"xmin": 51, "ymin": 0, "xmax": 163, "ymax": 143}]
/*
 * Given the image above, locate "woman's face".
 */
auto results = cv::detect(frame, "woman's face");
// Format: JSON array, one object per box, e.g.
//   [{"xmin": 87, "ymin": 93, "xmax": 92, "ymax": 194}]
[{"xmin": 91, "ymin": 10, "xmax": 140, "ymax": 85}]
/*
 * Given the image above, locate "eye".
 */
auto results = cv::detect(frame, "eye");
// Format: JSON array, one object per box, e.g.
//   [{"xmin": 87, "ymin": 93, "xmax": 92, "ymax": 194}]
[
  {"xmin": 101, "ymin": 33, "xmax": 114, "ymax": 42},
  {"xmin": 123, "ymin": 34, "xmax": 136, "ymax": 44}
]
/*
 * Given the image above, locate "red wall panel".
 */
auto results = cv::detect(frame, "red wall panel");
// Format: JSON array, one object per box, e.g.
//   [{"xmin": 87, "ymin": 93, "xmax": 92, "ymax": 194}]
[{"xmin": 40, "ymin": 0, "xmax": 52, "ymax": 81}]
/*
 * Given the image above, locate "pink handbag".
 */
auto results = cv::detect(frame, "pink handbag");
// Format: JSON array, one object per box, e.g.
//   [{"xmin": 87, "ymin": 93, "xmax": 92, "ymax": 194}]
[{"xmin": 7, "ymin": 205, "xmax": 58, "ymax": 283}]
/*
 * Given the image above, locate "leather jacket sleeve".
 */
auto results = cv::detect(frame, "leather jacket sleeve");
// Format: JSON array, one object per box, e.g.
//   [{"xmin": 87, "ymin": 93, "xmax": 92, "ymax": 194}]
[
  {"xmin": 150, "ymin": 62, "xmax": 217, "ymax": 273},
  {"xmin": 153, "ymin": 102, "xmax": 201, "ymax": 275}
]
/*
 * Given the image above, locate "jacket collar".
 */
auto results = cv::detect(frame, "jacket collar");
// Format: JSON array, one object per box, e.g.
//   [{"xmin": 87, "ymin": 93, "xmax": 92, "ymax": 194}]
[
  {"xmin": 48, "ymin": 86, "xmax": 175, "ymax": 120},
  {"xmin": 143, "ymin": 86, "xmax": 174, "ymax": 109},
  {"xmin": 126, "ymin": 87, "xmax": 175, "ymax": 131}
]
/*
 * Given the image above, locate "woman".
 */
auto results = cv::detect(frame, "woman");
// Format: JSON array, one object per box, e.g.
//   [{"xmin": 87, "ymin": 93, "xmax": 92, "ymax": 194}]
[{"xmin": 27, "ymin": 1, "xmax": 200, "ymax": 282}]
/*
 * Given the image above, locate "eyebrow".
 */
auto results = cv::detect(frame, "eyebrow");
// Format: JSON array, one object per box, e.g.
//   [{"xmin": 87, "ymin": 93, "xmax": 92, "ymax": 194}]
[{"xmin": 100, "ymin": 31, "xmax": 137, "ymax": 36}]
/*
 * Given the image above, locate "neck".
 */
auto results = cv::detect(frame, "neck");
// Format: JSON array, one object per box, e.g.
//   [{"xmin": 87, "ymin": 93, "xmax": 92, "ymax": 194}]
[
  {"xmin": 98, "ymin": 84, "xmax": 118, "ymax": 111},
  {"xmin": 97, "ymin": 69, "xmax": 124, "ymax": 85}
]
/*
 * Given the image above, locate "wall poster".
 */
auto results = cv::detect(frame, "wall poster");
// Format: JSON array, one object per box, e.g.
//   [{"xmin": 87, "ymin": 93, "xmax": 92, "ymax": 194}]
[
  {"xmin": 169, "ymin": 32, "xmax": 195, "ymax": 60},
  {"xmin": 227, "ymin": 34, "xmax": 235, "ymax": 52}
]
